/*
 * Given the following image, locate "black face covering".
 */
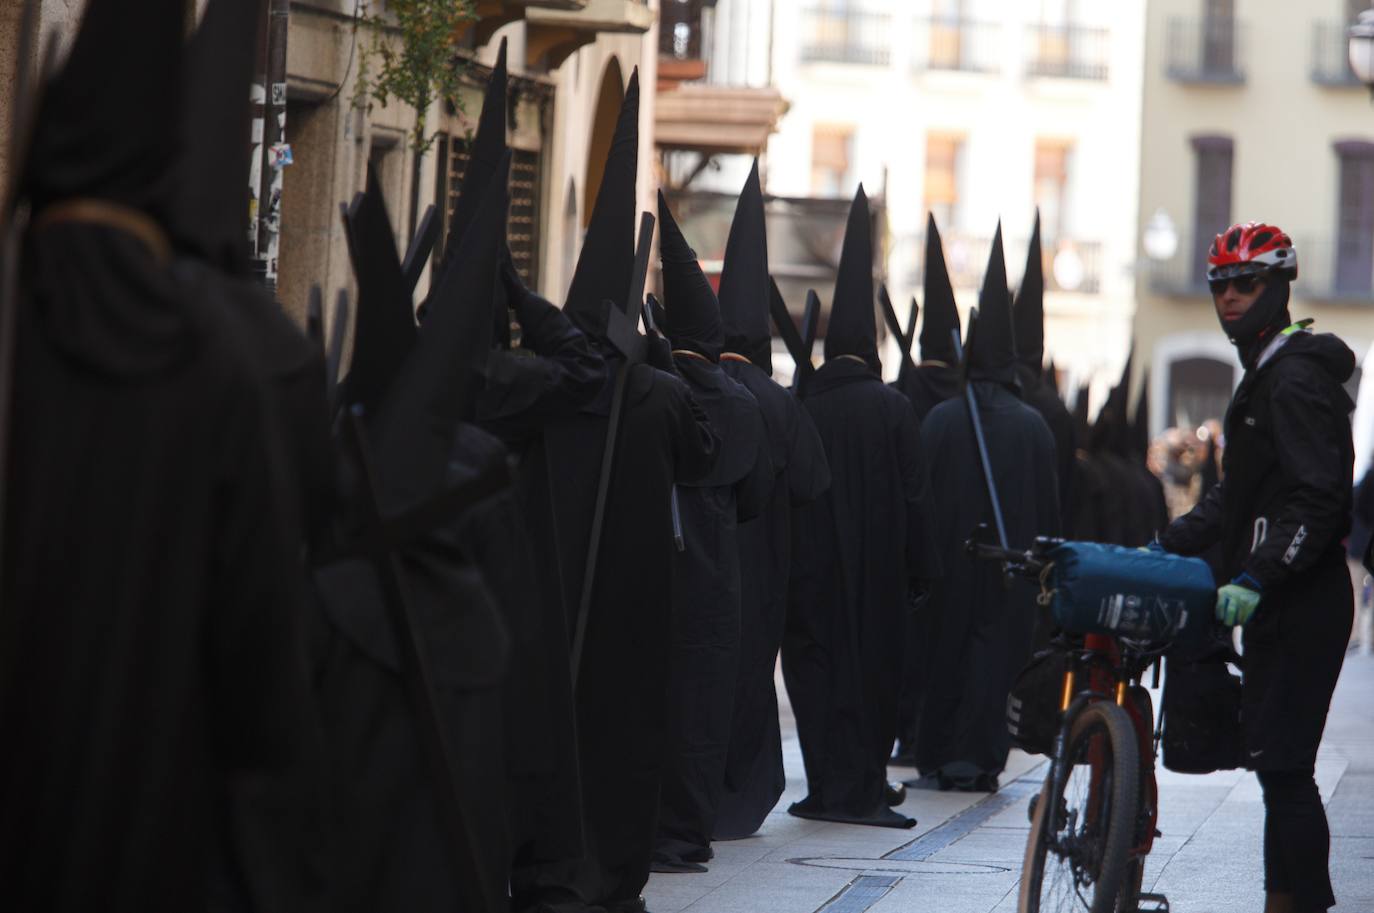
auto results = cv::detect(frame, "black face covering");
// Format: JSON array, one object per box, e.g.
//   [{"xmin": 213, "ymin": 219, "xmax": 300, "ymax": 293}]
[{"xmin": 1217, "ymin": 275, "xmax": 1291, "ymax": 367}]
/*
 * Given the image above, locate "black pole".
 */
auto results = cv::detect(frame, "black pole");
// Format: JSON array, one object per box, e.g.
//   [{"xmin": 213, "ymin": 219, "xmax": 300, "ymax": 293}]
[{"xmin": 952, "ymin": 323, "xmax": 1009, "ymax": 550}]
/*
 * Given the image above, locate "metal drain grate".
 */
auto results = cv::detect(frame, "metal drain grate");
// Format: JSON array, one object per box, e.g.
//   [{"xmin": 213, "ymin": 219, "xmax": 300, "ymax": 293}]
[
  {"xmin": 884, "ymin": 775, "xmax": 1041, "ymax": 862},
  {"xmin": 814, "ymin": 874, "xmax": 901, "ymax": 913}
]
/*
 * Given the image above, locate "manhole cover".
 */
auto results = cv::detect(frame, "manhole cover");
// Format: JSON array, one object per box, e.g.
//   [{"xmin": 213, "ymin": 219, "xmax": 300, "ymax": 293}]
[{"xmin": 790, "ymin": 856, "xmax": 1011, "ymax": 876}]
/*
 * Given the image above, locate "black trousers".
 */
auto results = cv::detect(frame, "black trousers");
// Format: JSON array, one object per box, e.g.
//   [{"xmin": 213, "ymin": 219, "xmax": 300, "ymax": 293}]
[{"xmin": 1257, "ymin": 768, "xmax": 1336, "ymax": 911}]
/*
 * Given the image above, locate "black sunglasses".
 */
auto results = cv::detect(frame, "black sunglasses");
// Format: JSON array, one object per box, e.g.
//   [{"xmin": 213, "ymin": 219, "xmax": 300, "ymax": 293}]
[{"xmin": 1208, "ymin": 274, "xmax": 1265, "ymax": 296}]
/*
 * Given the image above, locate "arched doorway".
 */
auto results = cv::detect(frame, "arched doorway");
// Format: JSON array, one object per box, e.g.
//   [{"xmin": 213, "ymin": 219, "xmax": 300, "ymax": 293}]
[{"xmin": 583, "ymin": 58, "xmax": 625, "ymax": 229}]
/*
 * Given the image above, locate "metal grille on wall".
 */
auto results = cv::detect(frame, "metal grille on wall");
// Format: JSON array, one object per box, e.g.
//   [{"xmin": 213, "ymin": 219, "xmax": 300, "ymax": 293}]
[{"xmin": 437, "ymin": 138, "xmax": 542, "ymax": 291}]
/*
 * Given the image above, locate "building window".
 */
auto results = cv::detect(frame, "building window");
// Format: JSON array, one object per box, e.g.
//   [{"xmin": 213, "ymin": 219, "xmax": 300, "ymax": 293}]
[
  {"xmin": 811, "ymin": 124, "xmax": 854, "ymax": 197},
  {"xmin": 1034, "ymin": 139, "xmax": 1073, "ymax": 241},
  {"xmin": 1201, "ymin": 0, "xmax": 1236, "ymax": 76},
  {"xmin": 438, "ymin": 136, "xmax": 544, "ymax": 290},
  {"xmin": 1190, "ymin": 135, "xmax": 1233, "ymax": 281},
  {"xmin": 1335, "ymin": 140, "xmax": 1374, "ymax": 297},
  {"xmin": 925, "ymin": 132, "xmax": 964, "ymax": 229}
]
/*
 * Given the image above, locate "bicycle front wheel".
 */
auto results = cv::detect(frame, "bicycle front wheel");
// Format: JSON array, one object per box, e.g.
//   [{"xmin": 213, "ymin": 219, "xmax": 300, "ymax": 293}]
[{"xmin": 1018, "ymin": 701, "xmax": 1140, "ymax": 913}]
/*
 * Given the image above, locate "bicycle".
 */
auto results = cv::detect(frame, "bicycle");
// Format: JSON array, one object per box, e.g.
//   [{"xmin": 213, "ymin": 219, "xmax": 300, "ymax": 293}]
[{"xmin": 971, "ymin": 536, "xmax": 1174, "ymax": 913}]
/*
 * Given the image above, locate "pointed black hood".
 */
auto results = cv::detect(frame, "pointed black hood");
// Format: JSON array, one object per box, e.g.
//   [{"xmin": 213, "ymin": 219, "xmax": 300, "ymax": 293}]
[
  {"xmin": 565, "ymin": 68, "xmax": 639, "ymax": 339},
  {"xmin": 920, "ymin": 213, "xmax": 961, "ymax": 365},
  {"xmin": 966, "ymin": 224, "xmax": 1017, "ymax": 385},
  {"xmin": 823, "ymin": 185, "xmax": 879, "ymax": 373},
  {"xmin": 717, "ymin": 158, "xmax": 772, "ymax": 372},
  {"xmin": 1013, "ymin": 211, "xmax": 1045, "ymax": 372},
  {"xmin": 436, "ymin": 37, "xmax": 507, "ymax": 277},
  {"xmin": 171, "ymin": 0, "xmax": 261, "ymax": 274},
  {"xmin": 1072, "ymin": 383, "xmax": 1091, "ymax": 444},
  {"xmin": 1132, "ymin": 373, "xmax": 1152, "ymax": 459},
  {"xmin": 23, "ymin": 0, "xmax": 185, "ymax": 223},
  {"xmin": 372, "ymin": 153, "xmax": 511, "ymax": 512},
  {"xmin": 341, "ymin": 165, "xmax": 416, "ymax": 416},
  {"xmin": 658, "ymin": 190, "xmax": 723, "ymax": 361}
]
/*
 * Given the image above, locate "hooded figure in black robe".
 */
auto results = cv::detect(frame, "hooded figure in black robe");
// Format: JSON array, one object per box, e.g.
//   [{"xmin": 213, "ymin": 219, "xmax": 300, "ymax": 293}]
[
  {"xmin": 1066, "ymin": 384, "xmax": 1114, "ymax": 542},
  {"xmin": 651, "ymin": 191, "xmax": 773, "ymax": 872},
  {"xmin": 311, "ymin": 155, "xmax": 517, "ymax": 913},
  {"xmin": 171, "ymin": 3, "xmax": 335, "ymax": 907},
  {"xmin": 914, "ymin": 228, "xmax": 1061, "ymax": 792},
  {"xmin": 893, "ymin": 215, "xmax": 963, "ymax": 422},
  {"xmin": 1013, "ymin": 214, "xmax": 1076, "ymax": 520},
  {"xmin": 782, "ymin": 187, "xmax": 937, "ymax": 828},
  {"xmin": 712, "ymin": 161, "xmax": 831, "ymax": 841},
  {"xmin": 0, "ymin": 2, "xmax": 315, "ymax": 909},
  {"xmin": 1130, "ymin": 377, "xmax": 1170, "ymax": 542},
  {"xmin": 1089, "ymin": 354, "xmax": 1147, "ymax": 547},
  {"xmin": 521, "ymin": 71, "xmax": 718, "ymax": 913}
]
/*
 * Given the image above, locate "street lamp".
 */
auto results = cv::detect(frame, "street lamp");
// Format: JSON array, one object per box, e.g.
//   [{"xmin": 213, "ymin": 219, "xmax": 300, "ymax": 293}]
[
  {"xmin": 1143, "ymin": 208, "xmax": 1179, "ymax": 263},
  {"xmin": 1350, "ymin": 10, "xmax": 1374, "ymax": 95}
]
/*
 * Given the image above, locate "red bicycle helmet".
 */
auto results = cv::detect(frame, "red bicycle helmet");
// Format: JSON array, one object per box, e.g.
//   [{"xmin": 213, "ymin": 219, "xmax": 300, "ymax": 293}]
[{"xmin": 1206, "ymin": 222, "xmax": 1298, "ymax": 282}]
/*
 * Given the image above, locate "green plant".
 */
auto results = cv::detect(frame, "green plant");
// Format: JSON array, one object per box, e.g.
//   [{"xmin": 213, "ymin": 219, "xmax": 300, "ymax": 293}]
[{"xmin": 356, "ymin": 0, "xmax": 476, "ymax": 153}]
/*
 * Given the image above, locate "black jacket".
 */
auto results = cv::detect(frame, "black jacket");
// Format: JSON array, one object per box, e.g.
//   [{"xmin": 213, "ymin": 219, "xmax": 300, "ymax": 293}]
[{"xmin": 1162, "ymin": 331, "xmax": 1354, "ymax": 588}]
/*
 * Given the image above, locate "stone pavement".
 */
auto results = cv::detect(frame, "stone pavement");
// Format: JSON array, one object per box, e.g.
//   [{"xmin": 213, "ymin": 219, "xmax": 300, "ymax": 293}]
[{"xmin": 645, "ymin": 652, "xmax": 1374, "ymax": 913}]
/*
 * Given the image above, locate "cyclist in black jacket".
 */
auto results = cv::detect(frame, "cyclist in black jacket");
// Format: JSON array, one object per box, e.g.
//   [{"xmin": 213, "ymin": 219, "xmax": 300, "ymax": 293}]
[{"xmin": 1159, "ymin": 222, "xmax": 1354, "ymax": 913}]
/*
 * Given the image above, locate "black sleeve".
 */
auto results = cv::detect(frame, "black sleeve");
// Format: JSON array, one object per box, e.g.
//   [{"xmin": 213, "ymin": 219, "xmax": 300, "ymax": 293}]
[
  {"xmin": 477, "ymin": 285, "xmax": 605, "ymax": 441},
  {"xmin": 668, "ymin": 375, "xmax": 720, "ymax": 485},
  {"xmin": 734, "ymin": 409, "xmax": 775, "ymax": 524},
  {"xmin": 1159, "ymin": 482, "xmax": 1224, "ymax": 556},
  {"xmin": 1242, "ymin": 361, "xmax": 1352, "ymax": 588}
]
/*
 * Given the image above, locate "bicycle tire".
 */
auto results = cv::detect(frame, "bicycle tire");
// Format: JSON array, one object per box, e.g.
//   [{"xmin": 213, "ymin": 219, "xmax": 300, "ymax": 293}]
[
  {"xmin": 1018, "ymin": 701, "xmax": 1140, "ymax": 913},
  {"xmin": 1115, "ymin": 857, "xmax": 1145, "ymax": 913}
]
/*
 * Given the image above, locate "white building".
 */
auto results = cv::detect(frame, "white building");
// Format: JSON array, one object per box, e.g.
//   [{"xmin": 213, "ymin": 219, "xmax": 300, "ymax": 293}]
[{"xmin": 752, "ymin": 0, "xmax": 1147, "ymax": 391}]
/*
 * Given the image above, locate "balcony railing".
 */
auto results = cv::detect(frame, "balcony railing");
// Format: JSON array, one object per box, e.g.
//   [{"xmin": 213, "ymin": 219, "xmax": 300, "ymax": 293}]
[
  {"xmin": 913, "ymin": 17, "xmax": 1000, "ymax": 73},
  {"xmin": 906, "ymin": 232, "xmax": 1101, "ymax": 294},
  {"xmin": 1297, "ymin": 236, "xmax": 1374, "ymax": 302},
  {"xmin": 1026, "ymin": 24, "xmax": 1110, "ymax": 80},
  {"xmin": 1311, "ymin": 21, "xmax": 1361, "ymax": 87},
  {"xmin": 1166, "ymin": 17, "xmax": 1246, "ymax": 84},
  {"xmin": 800, "ymin": 8, "xmax": 892, "ymax": 66}
]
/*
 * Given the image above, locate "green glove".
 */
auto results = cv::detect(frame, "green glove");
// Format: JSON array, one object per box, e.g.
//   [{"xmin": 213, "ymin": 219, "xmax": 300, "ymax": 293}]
[{"xmin": 1215, "ymin": 574, "xmax": 1262, "ymax": 626}]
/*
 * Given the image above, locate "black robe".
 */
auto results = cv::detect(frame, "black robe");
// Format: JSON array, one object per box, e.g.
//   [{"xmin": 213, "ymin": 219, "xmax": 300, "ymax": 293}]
[
  {"xmin": 914, "ymin": 381, "xmax": 1060, "ymax": 785},
  {"xmin": 0, "ymin": 227, "xmax": 314, "ymax": 913},
  {"xmin": 654, "ymin": 357, "xmax": 773, "ymax": 867},
  {"xmin": 1018, "ymin": 364, "xmax": 1077, "ymax": 521},
  {"xmin": 783, "ymin": 358, "xmax": 937, "ymax": 825},
  {"xmin": 893, "ymin": 361, "xmax": 961, "ymax": 423},
  {"xmin": 524, "ymin": 351, "xmax": 717, "ymax": 912},
  {"xmin": 714, "ymin": 357, "xmax": 830, "ymax": 841},
  {"xmin": 475, "ymin": 287, "xmax": 604, "ymax": 900}
]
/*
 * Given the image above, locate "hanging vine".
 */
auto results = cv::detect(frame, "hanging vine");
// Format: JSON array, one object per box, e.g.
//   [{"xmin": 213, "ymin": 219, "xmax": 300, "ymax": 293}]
[{"xmin": 354, "ymin": 0, "xmax": 477, "ymax": 153}]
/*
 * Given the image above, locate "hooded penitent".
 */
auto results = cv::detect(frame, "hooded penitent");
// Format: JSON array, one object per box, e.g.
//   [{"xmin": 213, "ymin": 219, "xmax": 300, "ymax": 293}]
[
  {"xmin": 658, "ymin": 189, "xmax": 724, "ymax": 361},
  {"xmin": 4, "ymin": 0, "xmax": 314, "ymax": 908},
  {"xmin": 718, "ymin": 159, "xmax": 774, "ymax": 374},
  {"xmin": 1013, "ymin": 212, "xmax": 1045, "ymax": 373},
  {"xmin": 371, "ymin": 153, "xmax": 510, "ymax": 514},
  {"xmin": 966, "ymin": 225, "xmax": 1017, "ymax": 388},
  {"xmin": 823, "ymin": 186, "xmax": 880, "ymax": 374},
  {"xmin": 341, "ymin": 166, "xmax": 417, "ymax": 416},
  {"xmin": 564, "ymin": 69, "xmax": 640, "ymax": 339},
  {"xmin": 921, "ymin": 214, "xmax": 961, "ymax": 365}
]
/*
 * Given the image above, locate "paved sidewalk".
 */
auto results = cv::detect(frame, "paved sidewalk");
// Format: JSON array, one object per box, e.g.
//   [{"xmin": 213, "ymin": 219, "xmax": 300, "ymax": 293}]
[{"xmin": 645, "ymin": 652, "xmax": 1374, "ymax": 913}]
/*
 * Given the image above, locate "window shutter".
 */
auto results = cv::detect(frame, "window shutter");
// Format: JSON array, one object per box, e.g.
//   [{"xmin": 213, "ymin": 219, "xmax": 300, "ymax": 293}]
[
  {"xmin": 1335, "ymin": 141, "xmax": 1374, "ymax": 296},
  {"xmin": 1190, "ymin": 135, "xmax": 1233, "ymax": 280}
]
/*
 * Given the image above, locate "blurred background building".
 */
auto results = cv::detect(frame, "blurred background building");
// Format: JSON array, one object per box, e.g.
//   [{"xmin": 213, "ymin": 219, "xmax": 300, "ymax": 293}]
[{"xmin": 1136, "ymin": 0, "xmax": 1374, "ymax": 441}]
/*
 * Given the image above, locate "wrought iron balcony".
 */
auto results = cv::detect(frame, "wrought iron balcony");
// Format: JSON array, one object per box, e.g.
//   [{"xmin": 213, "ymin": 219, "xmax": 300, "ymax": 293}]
[
  {"xmin": 913, "ymin": 17, "xmax": 1000, "ymax": 74},
  {"xmin": 1295, "ymin": 236, "xmax": 1374, "ymax": 303},
  {"xmin": 800, "ymin": 8, "xmax": 892, "ymax": 67},
  {"xmin": 1165, "ymin": 16, "xmax": 1246, "ymax": 84},
  {"xmin": 1026, "ymin": 24, "xmax": 1110, "ymax": 81},
  {"xmin": 1311, "ymin": 21, "xmax": 1362, "ymax": 87}
]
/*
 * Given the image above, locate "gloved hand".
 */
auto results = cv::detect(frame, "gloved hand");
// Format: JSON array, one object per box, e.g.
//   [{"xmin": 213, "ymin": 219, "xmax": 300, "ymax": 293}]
[
  {"xmin": 1215, "ymin": 573, "xmax": 1262, "ymax": 627},
  {"xmin": 646, "ymin": 331, "xmax": 675, "ymax": 373}
]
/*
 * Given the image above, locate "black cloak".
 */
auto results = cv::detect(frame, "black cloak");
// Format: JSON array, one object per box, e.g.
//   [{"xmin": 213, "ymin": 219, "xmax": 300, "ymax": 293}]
[
  {"xmin": 783, "ymin": 188, "xmax": 937, "ymax": 828},
  {"xmin": 0, "ymin": 2, "xmax": 314, "ymax": 909},
  {"xmin": 914, "ymin": 230, "xmax": 1061, "ymax": 789},
  {"xmin": 520, "ymin": 69, "xmax": 720, "ymax": 913},
  {"xmin": 713, "ymin": 161, "xmax": 831, "ymax": 841},
  {"xmin": 652, "ymin": 192, "xmax": 773, "ymax": 870}
]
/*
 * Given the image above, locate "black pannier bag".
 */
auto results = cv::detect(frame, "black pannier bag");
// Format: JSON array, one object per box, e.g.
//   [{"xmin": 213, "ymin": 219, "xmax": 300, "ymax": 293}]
[
  {"xmin": 1006, "ymin": 646, "xmax": 1068, "ymax": 756},
  {"xmin": 1161, "ymin": 649, "xmax": 1244, "ymax": 774}
]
